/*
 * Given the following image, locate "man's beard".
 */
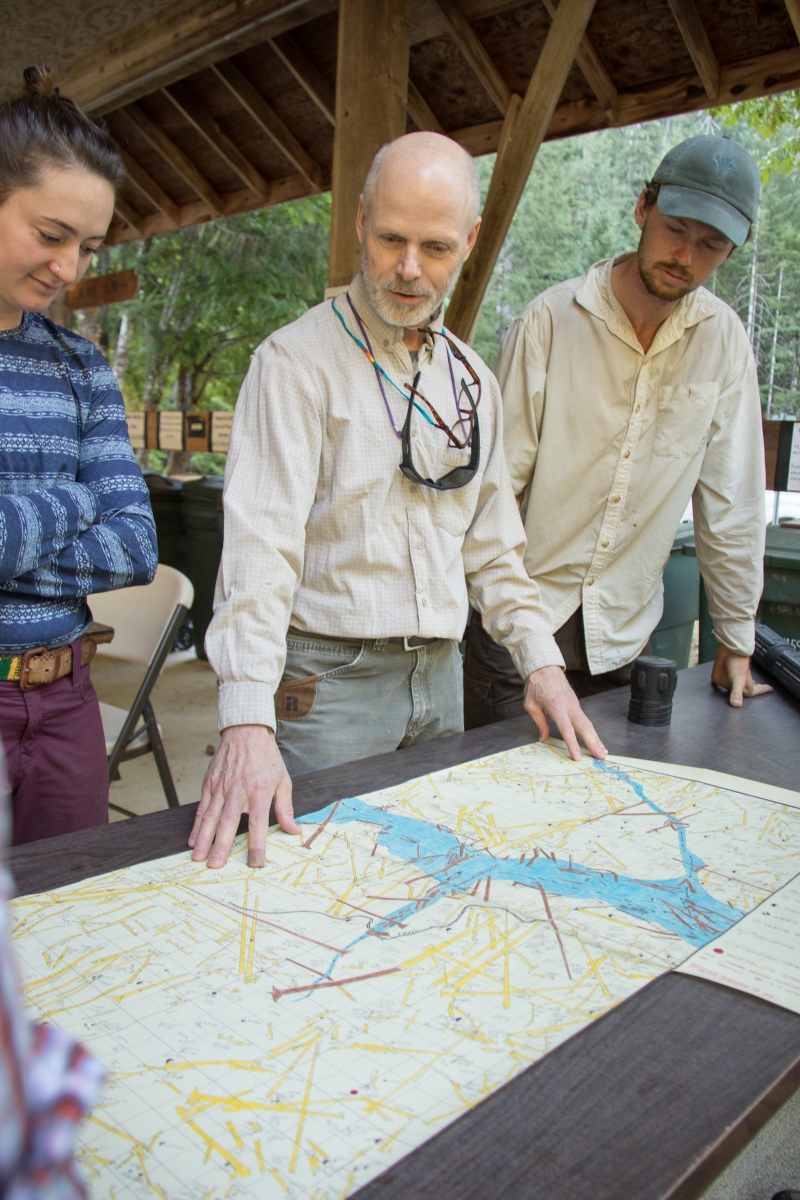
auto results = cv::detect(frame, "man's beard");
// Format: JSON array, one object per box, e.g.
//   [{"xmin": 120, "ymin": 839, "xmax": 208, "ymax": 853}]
[
  {"xmin": 636, "ymin": 229, "xmax": 697, "ymax": 302},
  {"xmin": 361, "ymin": 247, "xmax": 454, "ymax": 329}
]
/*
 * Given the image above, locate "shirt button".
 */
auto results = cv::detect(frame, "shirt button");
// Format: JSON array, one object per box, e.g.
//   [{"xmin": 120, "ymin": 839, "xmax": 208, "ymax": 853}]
[
  {"xmin": 410, "ymin": 485, "xmax": 418, "ymax": 493},
  {"xmin": 635, "ymin": 404, "xmax": 641, "ymax": 413},
  {"xmin": 623, "ymin": 449, "xmax": 630, "ymax": 458},
  {"xmin": 421, "ymin": 598, "xmax": 427, "ymax": 607},
  {"xmin": 601, "ymin": 538, "xmax": 609, "ymax": 548},
  {"xmin": 612, "ymin": 495, "xmax": 620, "ymax": 503},
  {"xmin": 587, "ymin": 578, "xmax": 595, "ymax": 586},
  {"xmin": 416, "ymin": 540, "xmax": 423, "ymax": 549}
]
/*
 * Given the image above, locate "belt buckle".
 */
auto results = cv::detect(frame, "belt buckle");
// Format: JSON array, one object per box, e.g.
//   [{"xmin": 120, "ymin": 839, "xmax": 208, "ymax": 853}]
[{"xmin": 402, "ymin": 637, "xmax": 416, "ymax": 652}]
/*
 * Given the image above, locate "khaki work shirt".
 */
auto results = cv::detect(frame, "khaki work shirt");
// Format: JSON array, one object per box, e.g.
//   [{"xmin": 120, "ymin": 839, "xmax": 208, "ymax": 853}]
[
  {"xmin": 208, "ymin": 273, "xmax": 563, "ymax": 731},
  {"xmin": 496, "ymin": 255, "xmax": 766, "ymax": 674}
]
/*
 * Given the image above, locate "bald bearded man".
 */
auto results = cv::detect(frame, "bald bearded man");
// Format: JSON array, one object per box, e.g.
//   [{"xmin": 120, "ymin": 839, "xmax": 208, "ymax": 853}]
[{"xmin": 191, "ymin": 132, "xmax": 605, "ymax": 870}]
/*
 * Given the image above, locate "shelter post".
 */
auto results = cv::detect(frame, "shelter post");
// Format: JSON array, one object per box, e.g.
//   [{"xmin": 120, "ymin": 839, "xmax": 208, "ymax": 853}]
[
  {"xmin": 445, "ymin": 0, "xmax": 597, "ymax": 342},
  {"xmin": 327, "ymin": 0, "xmax": 410, "ymax": 293}
]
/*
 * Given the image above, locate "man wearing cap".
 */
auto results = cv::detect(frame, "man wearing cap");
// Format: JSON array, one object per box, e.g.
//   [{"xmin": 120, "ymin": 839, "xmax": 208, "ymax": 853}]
[{"xmin": 464, "ymin": 135, "xmax": 772, "ymax": 725}]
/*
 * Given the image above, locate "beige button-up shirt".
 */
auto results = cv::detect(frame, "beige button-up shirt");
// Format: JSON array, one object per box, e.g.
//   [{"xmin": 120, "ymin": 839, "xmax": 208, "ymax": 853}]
[
  {"xmin": 496, "ymin": 255, "xmax": 766, "ymax": 673},
  {"xmin": 207, "ymin": 273, "xmax": 562, "ymax": 731}
]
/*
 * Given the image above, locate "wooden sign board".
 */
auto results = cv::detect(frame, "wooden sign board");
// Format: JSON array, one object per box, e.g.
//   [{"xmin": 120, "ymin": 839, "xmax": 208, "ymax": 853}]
[
  {"xmin": 185, "ymin": 412, "xmax": 210, "ymax": 453},
  {"xmin": 211, "ymin": 412, "xmax": 234, "ymax": 454},
  {"xmin": 765, "ymin": 419, "xmax": 800, "ymax": 492},
  {"xmin": 158, "ymin": 412, "xmax": 184, "ymax": 451},
  {"xmin": 127, "ymin": 412, "xmax": 146, "ymax": 450},
  {"xmin": 125, "ymin": 409, "xmax": 233, "ymax": 455},
  {"xmin": 66, "ymin": 269, "xmax": 139, "ymax": 311}
]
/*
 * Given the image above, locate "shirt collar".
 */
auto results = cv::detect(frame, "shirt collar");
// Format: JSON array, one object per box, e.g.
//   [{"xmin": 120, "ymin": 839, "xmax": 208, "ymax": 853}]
[
  {"xmin": 575, "ymin": 253, "xmax": 720, "ymax": 357},
  {"xmin": 345, "ymin": 273, "xmax": 442, "ymax": 365}
]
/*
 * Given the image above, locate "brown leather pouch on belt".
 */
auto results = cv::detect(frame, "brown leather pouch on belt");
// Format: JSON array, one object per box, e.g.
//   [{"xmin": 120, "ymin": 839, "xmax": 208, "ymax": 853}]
[{"xmin": 20, "ymin": 634, "xmax": 100, "ymax": 691}]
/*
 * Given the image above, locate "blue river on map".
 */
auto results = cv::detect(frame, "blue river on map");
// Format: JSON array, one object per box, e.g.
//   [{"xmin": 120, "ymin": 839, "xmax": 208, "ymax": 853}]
[{"xmin": 296, "ymin": 759, "xmax": 741, "ymax": 979}]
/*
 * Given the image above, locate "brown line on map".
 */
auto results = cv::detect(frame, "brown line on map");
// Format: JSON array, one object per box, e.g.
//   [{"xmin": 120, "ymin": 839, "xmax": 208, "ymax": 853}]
[
  {"xmin": 538, "ymin": 883, "xmax": 572, "ymax": 980},
  {"xmin": 483, "ymin": 878, "xmax": 491, "ymax": 903},
  {"xmin": 183, "ymin": 887, "xmax": 345, "ymax": 954},
  {"xmin": 303, "ymin": 799, "xmax": 342, "ymax": 850},
  {"xmin": 272, "ymin": 966, "xmax": 401, "ymax": 1001}
]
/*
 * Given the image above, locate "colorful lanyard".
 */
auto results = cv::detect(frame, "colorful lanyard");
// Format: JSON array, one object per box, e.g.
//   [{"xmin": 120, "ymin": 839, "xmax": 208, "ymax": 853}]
[{"xmin": 332, "ymin": 295, "xmax": 448, "ymax": 438}]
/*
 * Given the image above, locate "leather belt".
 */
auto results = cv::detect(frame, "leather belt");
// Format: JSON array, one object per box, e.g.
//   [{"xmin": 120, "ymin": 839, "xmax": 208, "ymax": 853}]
[
  {"xmin": 0, "ymin": 624, "xmax": 114, "ymax": 691},
  {"xmin": 387, "ymin": 636, "xmax": 440, "ymax": 650}
]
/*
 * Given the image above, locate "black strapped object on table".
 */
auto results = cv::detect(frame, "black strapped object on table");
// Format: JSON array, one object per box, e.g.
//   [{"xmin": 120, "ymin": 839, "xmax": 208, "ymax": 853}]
[{"xmin": 753, "ymin": 622, "xmax": 800, "ymax": 701}]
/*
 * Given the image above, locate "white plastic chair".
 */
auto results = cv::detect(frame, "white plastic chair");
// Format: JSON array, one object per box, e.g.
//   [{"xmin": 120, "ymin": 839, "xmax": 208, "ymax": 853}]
[{"xmin": 89, "ymin": 565, "xmax": 194, "ymax": 816}]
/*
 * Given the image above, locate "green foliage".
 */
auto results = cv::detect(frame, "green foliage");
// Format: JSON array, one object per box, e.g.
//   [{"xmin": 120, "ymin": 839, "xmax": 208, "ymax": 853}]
[
  {"xmin": 103, "ymin": 196, "xmax": 330, "ymax": 471},
  {"xmin": 713, "ymin": 91, "xmax": 800, "ymax": 179}
]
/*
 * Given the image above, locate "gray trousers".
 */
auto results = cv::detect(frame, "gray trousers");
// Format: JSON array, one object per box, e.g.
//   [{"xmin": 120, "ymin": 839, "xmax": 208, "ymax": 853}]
[{"xmin": 275, "ymin": 629, "xmax": 464, "ymax": 777}]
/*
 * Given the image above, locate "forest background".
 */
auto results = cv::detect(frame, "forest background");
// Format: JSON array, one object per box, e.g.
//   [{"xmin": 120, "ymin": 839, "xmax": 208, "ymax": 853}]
[{"xmin": 89, "ymin": 94, "xmax": 800, "ymax": 475}]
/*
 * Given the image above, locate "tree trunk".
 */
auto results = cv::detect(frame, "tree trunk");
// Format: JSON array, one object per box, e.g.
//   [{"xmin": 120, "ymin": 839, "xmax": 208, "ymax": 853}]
[
  {"xmin": 165, "ymin": 364, "xmax": 195, "ymax": 476},
  {"xmin": 113, "ymin": 311, "xmax": 134, "ymax": 391}
]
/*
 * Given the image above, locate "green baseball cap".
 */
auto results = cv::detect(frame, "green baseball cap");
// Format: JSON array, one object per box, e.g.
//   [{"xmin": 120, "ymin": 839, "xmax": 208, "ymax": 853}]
[{"xmin": 652, "ymin": 135, "xmax": 761, "ymax": 246}]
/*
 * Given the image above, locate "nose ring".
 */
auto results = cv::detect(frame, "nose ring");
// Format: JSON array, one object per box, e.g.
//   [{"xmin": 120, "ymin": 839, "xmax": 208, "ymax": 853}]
[{"xmin": 54, "ymin": 265, "xmax": 60, "ymax": 275}]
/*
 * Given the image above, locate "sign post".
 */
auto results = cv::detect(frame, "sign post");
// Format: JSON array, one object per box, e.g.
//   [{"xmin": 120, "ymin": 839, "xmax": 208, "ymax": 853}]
[{"xmin": 66, "ymin": 269, "xmax": 139, "ymax": 311}]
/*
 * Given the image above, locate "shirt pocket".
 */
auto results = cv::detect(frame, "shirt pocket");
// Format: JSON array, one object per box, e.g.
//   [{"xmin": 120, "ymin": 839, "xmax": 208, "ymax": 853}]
[{"xmin": 652, "ymin": 383, "xmax": 720, "ymax": 458}]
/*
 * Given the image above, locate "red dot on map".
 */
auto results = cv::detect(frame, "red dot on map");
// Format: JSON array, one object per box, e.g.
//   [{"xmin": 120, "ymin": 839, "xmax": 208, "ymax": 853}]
[
  {"xmin": 350, "ymin": 1090, "xmax": 358, "ymax": 1094},
  {"xmin": 713, "ymin": 948, "xmax": 724, "ymax": 954}
]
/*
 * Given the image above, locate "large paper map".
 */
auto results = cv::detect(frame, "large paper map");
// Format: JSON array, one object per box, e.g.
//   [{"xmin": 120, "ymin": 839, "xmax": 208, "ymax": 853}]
[{"xmin": 11, "ymin": 741, "xmax": 800, "ymax": 1200}]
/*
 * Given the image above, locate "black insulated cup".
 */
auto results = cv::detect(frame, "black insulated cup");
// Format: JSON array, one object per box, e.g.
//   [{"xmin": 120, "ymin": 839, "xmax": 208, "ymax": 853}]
[{"xmin": 628, "ymin": 655, "xmax": 678, "ymax": 726}]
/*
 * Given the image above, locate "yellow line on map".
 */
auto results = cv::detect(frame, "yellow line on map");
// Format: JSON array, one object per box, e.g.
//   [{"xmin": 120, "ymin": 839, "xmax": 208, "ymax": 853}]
[
  {"xmin": 289, "ymin": 1042, "xmax": 318, "ymax": 1173},
  {"xmin": 254, "ymin": 1140, "xmax": 265, "ymax": 1172},
  {"xmin": 186, "ymin": 1121, "xmax": 250, "ymax": 1177},
  {"xmin": 574, "ymin": 935, "xmax": 610, "ymax": 996},
  {"xmin": 245, "ymin": 899, "xmax": 258, "ymax": 983},
  {"xmin": 270, "ymin": 1168, "xmax": 288, "ymax": 1190},
  {"xmin": 239, "ymin": 879, "xmax": 250, "ymax": 973}
]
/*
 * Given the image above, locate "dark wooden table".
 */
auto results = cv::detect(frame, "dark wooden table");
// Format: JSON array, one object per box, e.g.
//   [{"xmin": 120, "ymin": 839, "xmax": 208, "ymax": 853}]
[{"xmin": 9, "ymin": 663, "xmax": 800, "ymax": 1200}]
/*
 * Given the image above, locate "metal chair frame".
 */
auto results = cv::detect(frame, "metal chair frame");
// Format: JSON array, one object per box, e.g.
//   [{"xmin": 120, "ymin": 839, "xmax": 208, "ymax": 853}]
[{"xmin": 106, "ymin": 602, "xmax": 190, "ymax": 818}]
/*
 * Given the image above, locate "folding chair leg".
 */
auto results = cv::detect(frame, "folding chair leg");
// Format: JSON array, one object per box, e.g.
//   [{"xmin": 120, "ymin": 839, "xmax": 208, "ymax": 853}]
[{"xmin": 142, "ymin": 699, "xmax": 181, "ymax": 808}]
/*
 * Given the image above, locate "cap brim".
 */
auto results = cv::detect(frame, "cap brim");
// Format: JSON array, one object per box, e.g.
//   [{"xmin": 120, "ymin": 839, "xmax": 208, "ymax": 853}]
[{"xmin": 657, "ymin": 184, "xmax": 750, "ymax": 246}]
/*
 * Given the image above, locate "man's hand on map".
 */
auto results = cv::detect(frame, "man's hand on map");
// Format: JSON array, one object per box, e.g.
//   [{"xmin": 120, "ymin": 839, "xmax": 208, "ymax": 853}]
[
  {"xmin": 190, "ymin": 725, "xmax": 300, "ymax": 869},
  {"xmin": 524, "ymin": 667, "xmax": 607, "ymax": 762},
  {"xmin": 711, "ymin": 646, "xmax": 773, "ymax": 708}
]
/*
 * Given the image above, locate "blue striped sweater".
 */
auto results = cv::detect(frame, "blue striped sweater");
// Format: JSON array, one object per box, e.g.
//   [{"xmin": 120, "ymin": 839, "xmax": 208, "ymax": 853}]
[{"xmin": 0, "ymin": 312, "xmax": 157, "ymax": 654}]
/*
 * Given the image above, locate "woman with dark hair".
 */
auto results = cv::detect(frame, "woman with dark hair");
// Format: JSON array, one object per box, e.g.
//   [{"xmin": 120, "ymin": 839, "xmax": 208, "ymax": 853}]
[{"xmin": 0, "ymin": 66, "xmax": 157, "ymax": 846}]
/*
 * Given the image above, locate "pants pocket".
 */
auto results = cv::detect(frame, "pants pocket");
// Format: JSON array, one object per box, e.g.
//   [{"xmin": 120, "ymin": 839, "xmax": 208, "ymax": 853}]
[{"xmin": 276, "ymin": 640, "xmax": 366, "ymax": 721}]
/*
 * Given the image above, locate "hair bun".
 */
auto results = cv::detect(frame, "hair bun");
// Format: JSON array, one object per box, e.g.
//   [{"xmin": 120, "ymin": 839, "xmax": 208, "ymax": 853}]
[{"xmin": 22, "ymin": 65, "xmax": 59, "ymax": 99}]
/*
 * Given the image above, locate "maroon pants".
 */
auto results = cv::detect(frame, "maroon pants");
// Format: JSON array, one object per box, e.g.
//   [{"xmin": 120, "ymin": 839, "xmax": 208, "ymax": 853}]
[{"xmin": 0, "ymin": 640, "xmax": 108, "ymax": 846}]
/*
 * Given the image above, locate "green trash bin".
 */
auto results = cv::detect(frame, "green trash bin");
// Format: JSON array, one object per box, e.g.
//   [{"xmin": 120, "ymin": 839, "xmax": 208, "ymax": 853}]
[
  {"xmin": 650, "ymin": 524, "xmax": 699, "ymax": 669},
  {"xmin": 758, "ymin": 524, "xmax": 800, "ymax": 652},
  {"xmin": 181, "ymin": 476, "xmax": 224, "ymax": 660},
  {"xmin": 143, "ymin": 472, "xmax": 188, "ymax": 574}
]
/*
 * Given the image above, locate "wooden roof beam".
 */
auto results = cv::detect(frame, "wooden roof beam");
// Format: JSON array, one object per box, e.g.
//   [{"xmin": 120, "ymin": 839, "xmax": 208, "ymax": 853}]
[
  {"xmin": 268, "ymin": 33, "xmax": 336, "ymax": 126},
  {"xmin": 121, "ymin": 104, "xmax": 224, "ymax": 215},
  {"xmin": 59, "ymin": 0, "xmax": 338, "ymax": 115},
  {"xmin": 446, "ymin": 0, "xmax": 598, "ymax": 341},
  {"xmin": 435, "ymin": 0, "xmax": 512, "ymax": 117},
  {"xmin": 667, "ymin": 0, "xmax": 720, "ymax": 101},
  {"xmin": 784, "ymin": 0, "xmax": 800, "ymax": 41},
  {"xmin": 118, "ymin": 148, "xmax": 180, "ymax": 227},
  {"xmin": 163, "ymin": 83, "xmax": 272, "ymax": 200},
  {"xmin": 540, "ymin": 0, "xmax": 618, "ymax": 120},
  {"xmin": 113, "ymin": 197, "xmax": 146, "ymax": 236},
  {"xmin": 407, "ymin": 80, "xmax": 445, "ymax": 133},
  {"xmin": 212, "ymin": 60, "xmax": 325, "ymax": 191}
]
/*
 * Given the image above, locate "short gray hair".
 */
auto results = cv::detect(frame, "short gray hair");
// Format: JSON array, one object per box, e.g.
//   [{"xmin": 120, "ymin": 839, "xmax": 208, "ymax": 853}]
[{"xmin": 362, "ymin": 137, "xmax": 481, "ymax": 229}]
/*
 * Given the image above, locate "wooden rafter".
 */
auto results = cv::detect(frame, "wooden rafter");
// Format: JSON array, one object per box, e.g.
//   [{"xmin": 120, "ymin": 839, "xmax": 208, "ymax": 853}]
[
  {"xmin": 60, "ymin": 0, "xmax": 338, "ymax": 114},
  {"xmin": 540, "ymin": 0, "xmax": 618, "ymax": 120},
  {"xmin": 328, "ymin": 0, "xmax": 410, "ymax": 290},
  {"xmin": 784, "ymin": 0, "xmax": 800, "ymax": 41},
  {"xmin": 121, "ymin": 104, "xmax": 224, "ymax": 215},
  {"xmin": 446, "ymin": 0, "xmax": 598, "ymax": 340},
  {"xmin": 162, "ymin": 83, "xmax": 272, "ymax": 200},
  {"xmin": 118, "ymin": 148, "xmax": 180, "ymax": 227},
  {"xmin": 113, "ymin": 197, "xmax": 146, "ymax": 236},
  {"xmin": 406, "ymin": 81, "xmax": 445, "ymax": 134},
  {"xmin": 435, "ymin": 0, "xmax": 511, "ymax": 117},
  {"xmin": 212, "ymin": 60, "xmax": 325, "ymax": 191},
  {"xmin": 268, "ymin": 33, "xmax": 336, "ymax": 126},
  {"xmin": 667, "ymin": 0, "xmax": 720, "ymax": 101}
]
